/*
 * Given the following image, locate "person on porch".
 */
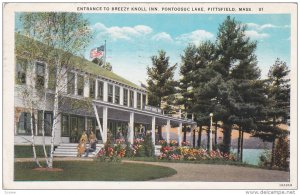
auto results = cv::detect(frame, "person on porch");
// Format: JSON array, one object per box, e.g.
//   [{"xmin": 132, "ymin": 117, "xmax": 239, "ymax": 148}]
[
  {"xmin": 84, "ymin": 131, "xmax": 97, "ymax": 157},
  {"xmin": 71, "ymin": 127, "xmax": 79, "ymax": 143}
]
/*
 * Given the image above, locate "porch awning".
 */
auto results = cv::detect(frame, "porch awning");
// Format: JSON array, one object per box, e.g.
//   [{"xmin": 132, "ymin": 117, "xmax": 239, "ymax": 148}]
[{"xmin": 92, "ymin": 100, "xmax": 196, "ymax": 126}]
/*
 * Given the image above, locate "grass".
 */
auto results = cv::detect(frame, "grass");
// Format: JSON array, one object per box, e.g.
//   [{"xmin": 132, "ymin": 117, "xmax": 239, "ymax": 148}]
[
  {"xmin": 14, "ymin": 161, "xmax": 177, "ymax": 181},
  {"xmin": 14, "ymin": 145, "xmax": 52, "ymax": 158}
]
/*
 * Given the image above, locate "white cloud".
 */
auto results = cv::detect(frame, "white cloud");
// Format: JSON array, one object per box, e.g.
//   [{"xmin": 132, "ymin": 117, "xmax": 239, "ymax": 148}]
[
  {"xmin": 151, "ymin": 32, "xmax": 173, "ymax": 42},
  {"xmin": 245, "ymin": 30, "xmax": 269, "ymax": 39},
  {"xmin": 175, "ymin": 29, "xmax": 214, "ymax": 44},
  {"xmin": 246, "ymin": 23, "xmax": 289, "ymax": 31},
  {"xmin": 134, "ymin": 25, "xmax": 153, "ymax": 34},
  {"xmin": 93, "ymin": 22, "xmax": 153, "ymax": 41}
]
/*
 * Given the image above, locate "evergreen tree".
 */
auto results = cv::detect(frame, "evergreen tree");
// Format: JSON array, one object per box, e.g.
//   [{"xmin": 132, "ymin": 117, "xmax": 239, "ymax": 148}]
[
  {"xmin": 191, "ymin": 41, "xmax": 221, "ymax": 150},
  {"xmin": 253, "ymin": 59, "xmax": 290, "ymax": 168},
  {"xmin": 146, "ymin": 50, "xmax": 177, "ymax": 108},
  {"xmin": 267, "ymin": 59, "xmax": 290, "ymax": 123},
  {"xmin": 213, "ymin": 16, "xmax": 259, "ymax": 153},
  {"xmin": 178, "ymin": 44, "xmax": 197, "ymax": 113},
  {"xmin": 177, "ymin": 44, "xmax": 197, "ymax": 142},
  {"xmin": 92, "ymin": 58, "xmax": 113, "ymax": 71}
]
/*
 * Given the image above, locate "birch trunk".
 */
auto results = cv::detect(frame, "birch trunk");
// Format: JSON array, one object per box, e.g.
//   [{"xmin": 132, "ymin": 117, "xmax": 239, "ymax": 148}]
[
  {"xmin": 48, "ymin": 62, "xmax": 61, "ymax": 168},
  {"xmin": 41, "ymin": 92, "xmax": 49, "ymax": 166},
  {"xmin": 30, "ymin": 104, "xmax": 41, "ymax": 167}
]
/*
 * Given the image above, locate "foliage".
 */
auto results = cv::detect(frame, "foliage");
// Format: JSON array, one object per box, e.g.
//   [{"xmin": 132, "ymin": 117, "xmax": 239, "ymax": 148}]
[
  {"xmin": 95, "ymin": 135, "xmax": 125, "ymax": 162},
  {"xmin": 177, "ymin": 44, "xmax": 197, "ymax": 114},
  {"xmin": 18, "ymin": 12, "xmax": 93, "ymax": 168},
  {"xmin": 274, "ymin": 136, "xmax": 289, "ymax": 169},
  {"xmin": 125, "ymin": 141, "xmax": 134, "ymax": 158},
  {"xmin": 177, "ymin": 16, "xmax": 270, "ymax": 155},
  {"xmin": 146, "ymin": 50, "xmax": 177, "ymax": 109},
  {"xmin": 143, "ymin": 134, "xmax": 155, "ymax": 157},
  {"xmin": 92, "ymin": 57, "xmax": 113, "ymax": 71},
  {"xmin": 158, "ymin": 146, "xmax": 236, "ymax": 161},
  {"xmin": 258, "ymin": 149, "xmax": 272, "ymax": 168},
  {"xmin": 132, "ymin": 138, "xmax": 145, "ymax": 157}
]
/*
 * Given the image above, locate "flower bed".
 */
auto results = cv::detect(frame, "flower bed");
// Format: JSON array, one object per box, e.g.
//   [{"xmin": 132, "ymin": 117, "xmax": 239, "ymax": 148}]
[
  {"xmin": 158, "ymin": 144, "xmax": 236, "ymax": 161},
  {"xmin": 96, "ymin": 135, "xmax": 155, "ymax": 161},
  {"xmin": 95, "ymin": 137, "xmax": 236, "ymax": 163}
]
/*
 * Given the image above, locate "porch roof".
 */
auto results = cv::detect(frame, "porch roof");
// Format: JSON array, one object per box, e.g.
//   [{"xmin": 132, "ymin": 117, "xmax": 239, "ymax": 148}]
[{"xmin": 92, "ymin": 100, "xmax": 196, "ymax": 126}]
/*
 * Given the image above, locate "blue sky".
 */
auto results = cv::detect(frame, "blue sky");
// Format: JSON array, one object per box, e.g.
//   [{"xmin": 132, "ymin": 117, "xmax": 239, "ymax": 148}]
[
  {"xmin": 15, "ymin": 13, "xmax": 291, "ymax": 85},
  {"xmin": 83, "ymin": 14, "xmax": 291, "ymax": 85}
]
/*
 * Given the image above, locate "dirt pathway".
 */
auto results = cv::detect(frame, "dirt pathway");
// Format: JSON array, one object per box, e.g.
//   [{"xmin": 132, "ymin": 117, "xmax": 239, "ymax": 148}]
[{"xmin": 122, "ymin": 160, "xmax": 290, "ymax": 182}]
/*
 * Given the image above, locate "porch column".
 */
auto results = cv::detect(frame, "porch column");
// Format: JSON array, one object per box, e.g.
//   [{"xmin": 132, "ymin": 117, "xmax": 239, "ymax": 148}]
[
  {"xmin": 166, "ymin": 119, "xmax": 170, "ymax": 144},
  {"xmin": 74, "ymin": 72, "xmax": 78, "ymax": 96},
  {"xmin": 134, "ymin": 91, "xmax": 137, "ymax": 108},
  {"xmin": 103, "ymin": 81, "xmax": 108, "ymax": 102},
  {"xmin": 103, "ymin": 106, "xmax": 108, "ymax": 143},
  {"xmin": 93, "ymin": 103, "xmax": 104, "ymax": 142},
  {"xmin": 151, "ymin": 116, "xmax": 156, "ymax": 146},
  {"xmin": 120, "ymin": 86, "xmax": 124, "ymax": 105},
  {"xmin": 95, "ymin": 79, "xmax": 98, "ymax": 99},
  {"xmin": 112, "ymin": 84, "xmax": 115, "ymax": 103},
  {"xmin": 129, "ymin": 112, "xmax": 134, "ymax": 144},
  {"xmin": 178, "ymin": 122, "xmax": 182, "ymax": 146}
]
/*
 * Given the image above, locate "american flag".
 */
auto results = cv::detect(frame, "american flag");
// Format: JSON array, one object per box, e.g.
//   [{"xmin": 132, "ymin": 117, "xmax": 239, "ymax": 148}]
[{"xmin": 90, "ymin": 45, "xmax": 105, "ymax": 59}]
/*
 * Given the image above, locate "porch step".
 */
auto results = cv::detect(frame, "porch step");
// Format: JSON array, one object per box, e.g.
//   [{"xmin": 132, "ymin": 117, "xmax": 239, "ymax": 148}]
[
  {"xmin": 54, "ymin": 143, "xmax": 162, "ymax": 157},
  {"xmin": 53, "ymin": 143, "xmax": 104, "ymax": 157}
]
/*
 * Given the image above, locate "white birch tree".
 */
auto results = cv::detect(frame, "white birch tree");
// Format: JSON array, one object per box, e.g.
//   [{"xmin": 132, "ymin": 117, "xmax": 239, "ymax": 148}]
[{"xmin": 17, "ymin": 13, "xmax": 93, "ymax": 168}]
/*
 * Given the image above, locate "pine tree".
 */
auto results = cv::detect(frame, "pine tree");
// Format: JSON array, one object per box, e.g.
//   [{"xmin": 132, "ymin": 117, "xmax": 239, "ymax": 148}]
[
  {"xmin": 146, "ymin": 50, "xmax": 177, "ymax": 108},
  {"xmin": 213, "ymin": 16, "xmax": 259, "ymax": 153},
  {"xmin": 254, "ymin": 59, "xmax": 290, "ymax": 168},
  {"xmin": 178, "ymin": 44, "xmax": 196, "ymax": 113},
  {"xmin": 191, "ymin": 41, "xmax": 221, "ymax": 151},
  {"xmin": 177, "ymin": 44, "xmax": 197, "ymax": 142},
  {"xmin": 92, "ymin": 57, "xmax": 113, "ymax": 71}
]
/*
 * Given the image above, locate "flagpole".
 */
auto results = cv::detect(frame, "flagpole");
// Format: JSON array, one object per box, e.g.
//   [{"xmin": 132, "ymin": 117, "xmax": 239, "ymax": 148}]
[{"xmin": 104, "ymin": 40, "xmax": 107, "ymax": 67}]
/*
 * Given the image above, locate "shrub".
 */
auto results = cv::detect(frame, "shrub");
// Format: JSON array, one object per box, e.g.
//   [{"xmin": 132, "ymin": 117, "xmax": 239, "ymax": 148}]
[
  {"xmin": 274, "ymin": 136, "xmax": 289, "ymax": 170},
  {"xmin": 258, "ymin": 149, "xmax": 271, "ymax": 167},
  {"xmin": 95, "ymin": 134, "xmax": 126, "ymax": 162},
  {"xmin": 158, "ymin": 146, "xmax": 236, "ymax": 161},
  {"xmin": 143, "ymin": 134, "xmax": 155, "ymax": 157}
]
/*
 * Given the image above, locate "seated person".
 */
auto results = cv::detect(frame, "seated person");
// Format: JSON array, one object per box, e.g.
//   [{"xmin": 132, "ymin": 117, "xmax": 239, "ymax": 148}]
[
  {"xmin": 84, "ymin": 131, "xmax": 97, "ymax": 157},
  {"xmin": 80, "ymin": 130, "xmax": 88, "ymax": 143},
  {"xmin": 77, "ymin": 138, "xmax": 86, "ymax": 157}
]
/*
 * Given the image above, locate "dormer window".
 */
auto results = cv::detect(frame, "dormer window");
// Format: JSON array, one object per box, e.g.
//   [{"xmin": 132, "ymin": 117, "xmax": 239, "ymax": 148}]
[
  {"xmin": 16, "ymin": 58, "xmax": 27, "ymax": 85},
  {"xmin": 89, "ymin": 78, "xmax": 95, "ymax": 99},
  {"xmin": 108, "ymin": 84, "xmax": 113, "ymax": 103},
  {"xmin": 36, "ymin": 62, "xmax": 45, "ymax": 89},
  {"xmin": 67, "ymin": 72, "xmax": 75, "ymax": 95},
  {"xmin": 77, "ymin": 75, "xmax": 84, "ymax": 96},
  {"xmin": 48, "ymin": 66, "xmax": 56, "ymax": 90},
  {"xmin": 142, "ymin": 94, "xmax": 146, "ymax": 108},
  {"xmin": 115, "ymin": 86, "xmax": 120, "ymax": 104},
  {"xmin": 137, "ymin": 93, "xmax": 141, "ymax": 109},
  {"xmin": 97, "ymin": 81, "xmax": 104, "ymax": 100},
  {"xmin": 123, "ymin": 89, "xmax": 128, "ymax": 106},
  {"xmin": 129, "ymin": 90, "xmax": 134, "ymax": 108}
]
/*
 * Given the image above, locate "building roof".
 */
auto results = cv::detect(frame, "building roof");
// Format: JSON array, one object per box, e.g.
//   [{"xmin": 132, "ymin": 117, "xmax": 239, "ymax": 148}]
[{"xmin": 15, "ymin": 33, "xmax": 145, "ymax": 91}]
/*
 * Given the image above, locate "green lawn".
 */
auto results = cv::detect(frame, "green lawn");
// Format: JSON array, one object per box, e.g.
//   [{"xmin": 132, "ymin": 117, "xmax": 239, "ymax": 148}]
[
  {"xmin": 14, "ymin": 161, "xmax": 177, "ymax": 181},
  {"xmin": 14, "ymin": 146, "xmax": 52, "ymax": 158}
]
